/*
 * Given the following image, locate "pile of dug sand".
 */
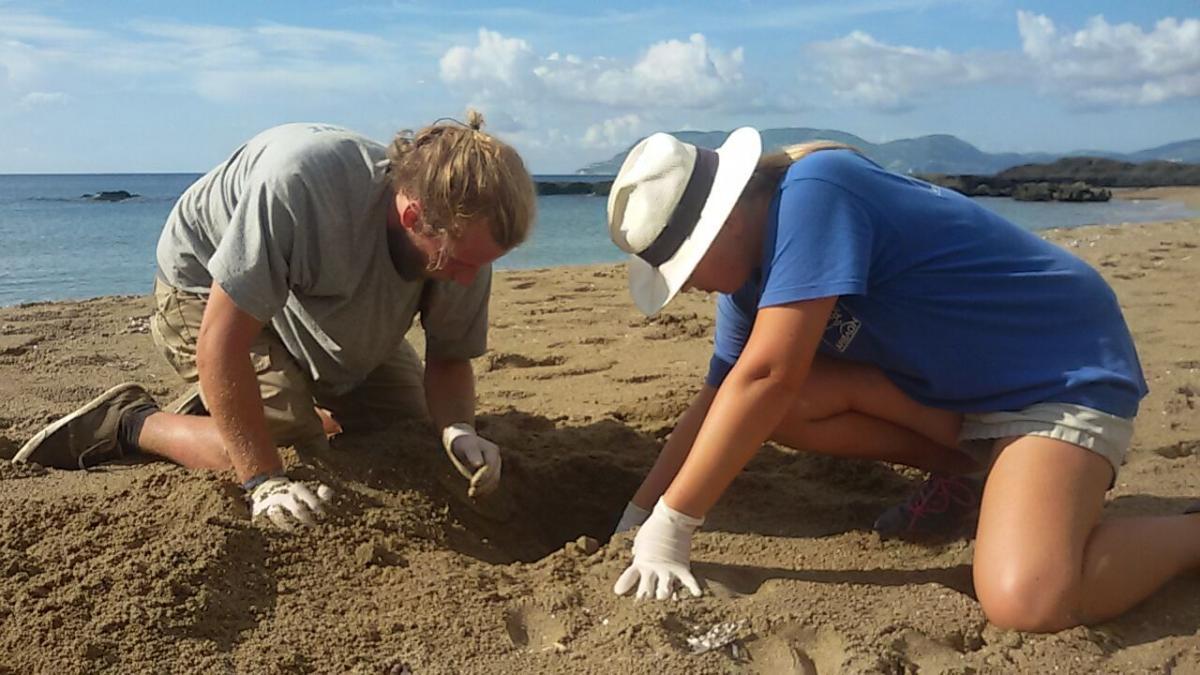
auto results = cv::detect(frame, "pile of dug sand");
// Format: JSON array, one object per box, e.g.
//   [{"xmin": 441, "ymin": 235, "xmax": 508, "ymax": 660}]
[{"xmin": 1, "ymin": 217, "xmax": 1198, "ymax": 674}]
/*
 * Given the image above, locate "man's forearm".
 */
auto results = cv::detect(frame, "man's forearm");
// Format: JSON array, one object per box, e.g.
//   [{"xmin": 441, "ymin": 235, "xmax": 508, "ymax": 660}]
[
  {"xmin": 198, "ymin": 349, "xmax": 282, "ymax": 483},
  {"xmin": 423, "ymin": 357, "xmax": 476, "ymax": 432}
]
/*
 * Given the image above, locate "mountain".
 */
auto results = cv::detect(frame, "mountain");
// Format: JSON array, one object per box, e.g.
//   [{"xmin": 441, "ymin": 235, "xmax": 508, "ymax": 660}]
[{"xmin": 577, "ymin": 129, "xmax": 1200, "ymax": 176}]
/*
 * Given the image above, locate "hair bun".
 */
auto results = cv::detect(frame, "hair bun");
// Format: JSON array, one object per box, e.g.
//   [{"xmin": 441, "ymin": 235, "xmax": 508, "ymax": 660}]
[{"xmin": 464, "ymin": 109, "xmax": 485, "ymax": 131}]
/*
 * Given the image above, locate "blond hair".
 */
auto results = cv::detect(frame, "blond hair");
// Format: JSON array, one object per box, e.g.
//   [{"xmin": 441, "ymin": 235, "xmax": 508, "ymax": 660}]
[
  {"xmin": 386, "ymin": 109, "xmax": 536, "ymax": 252},
  {"xmin": 743, "ymin": 140, "xmax": 861, "ymax": 198}
]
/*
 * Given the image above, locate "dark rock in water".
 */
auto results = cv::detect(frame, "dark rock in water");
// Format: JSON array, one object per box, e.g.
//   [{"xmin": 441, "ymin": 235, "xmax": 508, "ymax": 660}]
[
  {"xmin": 535, "ymin": 180, "xmax": 613, "ymax": 196},
  {"xmin": 1012, "ymin": 182, "xmax": 1055, "ymax": 201},
  {"xmin": 82, "ymin": 190, "xmax": 138, "ymax": 202},
  {"xmin": 1052, "ymin": 181, "xmax": 1111, "ymax": 202},
  {"xmin": 1011, "ymin": 181, "xmax": 1111, "ymax": 202},
  {"xmin": 919, "ymin": 174, "xmax": 1111, "ymax": 202}
]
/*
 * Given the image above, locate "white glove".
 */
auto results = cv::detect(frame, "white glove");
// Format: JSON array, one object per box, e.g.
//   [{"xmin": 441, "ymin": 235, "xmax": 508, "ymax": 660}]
[
  {"xmin": 442, "ymin": 423, "xmax": 502, "ymax": 497},
  {"xmin": 614, "ymin": 501, "xmax": 651, "ymax": 535},
  {"xmin": 613, "ymin": 498, "xmax": 704, "ymax": 600},
  {"xmin": 248, "ymin": 476, "xmax": 333, "ymax": 531}
]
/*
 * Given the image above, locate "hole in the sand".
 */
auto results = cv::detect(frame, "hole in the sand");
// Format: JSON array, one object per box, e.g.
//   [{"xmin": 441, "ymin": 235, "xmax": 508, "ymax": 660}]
[
  {"xmin": 317, "ymin": 413, "xmax": 657, "ymax": 565},
  {"xmin": 503, "ymin": 603, "xmax": 566, "ymax": 651}
]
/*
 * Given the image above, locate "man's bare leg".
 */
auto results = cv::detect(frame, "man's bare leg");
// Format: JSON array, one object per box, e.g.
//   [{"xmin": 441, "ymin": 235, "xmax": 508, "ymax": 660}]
[{"xmin": 136, "ymin": 412, "xmax": 232, "ymax": 470}]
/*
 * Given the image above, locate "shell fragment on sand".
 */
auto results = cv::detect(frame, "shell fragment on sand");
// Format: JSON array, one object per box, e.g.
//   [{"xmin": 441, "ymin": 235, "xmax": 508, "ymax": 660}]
[{"xmin": 685, "ymin": 620, "xmax": 746, "ymax": 655}]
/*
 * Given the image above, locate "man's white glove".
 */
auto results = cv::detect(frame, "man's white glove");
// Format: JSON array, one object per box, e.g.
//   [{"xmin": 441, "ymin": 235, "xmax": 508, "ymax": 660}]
[
  {"xmin": 442, "ymin": 423, "xmax": 502, "ymax": 497},
  {"xmin": 248, "ymin": 476, "xmax": 333, "ymax": 531},
  {"xmin": 614, "ymin": 501, "xmax": 651, "ymax": 535},
  {"xmin": 613, "ymin": 497, "xmax": 704, "ymax": 600}
]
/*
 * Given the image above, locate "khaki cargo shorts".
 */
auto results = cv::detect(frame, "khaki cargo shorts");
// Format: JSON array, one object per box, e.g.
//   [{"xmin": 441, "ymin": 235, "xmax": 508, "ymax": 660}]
[
  {"xmin": 959, "ymin": 402, "xmax": 1134, "ymax": 483},
  {"xmin": 150, "ymin": 278, "xmax": 428, "ymax": 448}
]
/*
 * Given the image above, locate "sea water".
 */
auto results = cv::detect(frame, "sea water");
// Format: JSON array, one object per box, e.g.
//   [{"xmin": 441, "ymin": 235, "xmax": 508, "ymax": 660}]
[{"xmin": 0, "ymin": 173, "xmax": 1195, "ymax": 307}]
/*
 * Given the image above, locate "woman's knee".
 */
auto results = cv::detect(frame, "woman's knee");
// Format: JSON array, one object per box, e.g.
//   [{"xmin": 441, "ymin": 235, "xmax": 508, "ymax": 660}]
[{"xmin": 975, "ymin": 564, "xmax": 1083, "ymax": 632}]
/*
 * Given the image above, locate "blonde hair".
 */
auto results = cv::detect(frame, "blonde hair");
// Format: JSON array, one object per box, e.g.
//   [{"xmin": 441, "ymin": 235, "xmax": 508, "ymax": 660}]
[
  {"xmin": 386, "ymin": 109, "xmax": 536, "ymax": 254},
  {"xmin": 743, "ymin": 140, "xmax": 861, "ymax": 198}
]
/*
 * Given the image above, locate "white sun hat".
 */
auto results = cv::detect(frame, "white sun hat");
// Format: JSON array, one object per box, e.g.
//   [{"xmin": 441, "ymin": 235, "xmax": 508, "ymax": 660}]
[{"xmin": 606, "ymin": 127, "xmax": 762, "ymax": 315}]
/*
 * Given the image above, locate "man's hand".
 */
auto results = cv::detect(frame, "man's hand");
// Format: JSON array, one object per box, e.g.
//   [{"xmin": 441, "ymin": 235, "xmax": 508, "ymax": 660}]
[
  {"xmin": 442, "ymin": 423, "xmax": 502, "ymax": 497},
  {"xmin": 248, "ymin": 476, "xmax": 333, "ymax": 531},
  {"xmin": 613, "ymin": 498, "xmax": 704, "ymax": 600}
]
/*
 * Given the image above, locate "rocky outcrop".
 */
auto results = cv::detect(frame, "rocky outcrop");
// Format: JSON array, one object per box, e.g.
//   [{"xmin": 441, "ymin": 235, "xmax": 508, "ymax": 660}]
[
  {"xmin": 82, "ymin": 190, "xmax": 139, "ymax": 202},
  {"xmin": 535, "ymin": 180, "xmax": 612, "ymax": 196},
  {"xmin": 920, "ymin": 175, "xmax": 1111, "ymax": 202}
]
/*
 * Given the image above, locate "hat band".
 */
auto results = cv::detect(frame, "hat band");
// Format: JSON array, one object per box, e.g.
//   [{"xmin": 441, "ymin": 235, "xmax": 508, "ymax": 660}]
[{"xmin": 637, "ymin": 147, "xmax": 719, "ymax": 268}]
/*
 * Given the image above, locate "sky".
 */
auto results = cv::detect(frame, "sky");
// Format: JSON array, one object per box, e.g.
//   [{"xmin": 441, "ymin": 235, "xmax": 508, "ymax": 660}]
[{"xmin": 0, "ymin": 0, "xmax": 1197, "ymax": 174}]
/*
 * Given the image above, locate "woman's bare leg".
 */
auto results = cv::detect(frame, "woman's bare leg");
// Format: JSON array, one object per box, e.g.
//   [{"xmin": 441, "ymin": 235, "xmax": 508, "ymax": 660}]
[
  {"xmin": 768, "ymin": 356, "xmax": 975, "ymax": 474},
  {"xmin": 974, "ymin": 435, "xmax": 1200, "ymax": 631}
]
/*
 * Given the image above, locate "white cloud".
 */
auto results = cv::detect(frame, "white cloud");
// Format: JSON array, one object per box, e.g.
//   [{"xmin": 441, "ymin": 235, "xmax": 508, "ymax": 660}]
[
  {"xmin": 806, "ymin": 31, "xmax": 1009, "ymax": 111},
  {"xmin": 18, "ymin": 91, "xmax": 68, "ymax": 108},
  {"xmin": 1017, "ymin": 11, "xmax": 1200, "ymax": 107},
  {"xmin": 440, "ymin": 29, "xmax": 541, "ymax": 96},
  {"xmin": 0, "ymin": 12, "xmax": 412, "ymax": 104},
  {"xmin": 582, "ymin": 114, "xmax": 642, "ymax": 148},
  {"xmin": 440, "ymin": 29, "xmax": 758, "ymax": 111}
]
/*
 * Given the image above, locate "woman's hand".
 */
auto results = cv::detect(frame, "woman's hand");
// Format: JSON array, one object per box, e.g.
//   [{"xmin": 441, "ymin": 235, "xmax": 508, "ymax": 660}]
[{"xmin": 613, "ymin": 498, "xmax": 704, "ymax": 600}]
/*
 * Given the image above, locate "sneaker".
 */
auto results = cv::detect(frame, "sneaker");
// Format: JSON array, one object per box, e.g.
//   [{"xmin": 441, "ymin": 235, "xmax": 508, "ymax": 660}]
[
  {"xmin": 1185, "ymin": 501, "xmax": 1200, "ymax": 515},
  {"xmin": 15, "ymin": 383, "xmax": 156, "ymax": 470},
  {"xmin": 873, "ymin": 472, "xmax": 983, "ymax": 540}
]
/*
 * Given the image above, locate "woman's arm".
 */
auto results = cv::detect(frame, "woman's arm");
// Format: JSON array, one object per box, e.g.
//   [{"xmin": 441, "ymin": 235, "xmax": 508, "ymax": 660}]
[
  {"xmin": 664, "ymin": 296, "xmax": 836, "ymax": 517},
  {"xmin": 630, "ymin": 384, "xmax": 717, "ymax": 510}
]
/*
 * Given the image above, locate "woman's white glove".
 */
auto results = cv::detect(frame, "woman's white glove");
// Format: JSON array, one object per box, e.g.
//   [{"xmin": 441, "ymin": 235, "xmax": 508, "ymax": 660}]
[
  {"xmin": 442, "ymin": 423, "xmax": 502, "ymax": 497},
  {"xmin": 248, "ymin": 476, "xmax": 333, "ymax": 531},
  {"xmin": 613, "ymin": 498, "xmax": 704, "ymax": 600},
  {"xmin": 613, "ymin": 501, "xmax": 651, "ymax": 535}
]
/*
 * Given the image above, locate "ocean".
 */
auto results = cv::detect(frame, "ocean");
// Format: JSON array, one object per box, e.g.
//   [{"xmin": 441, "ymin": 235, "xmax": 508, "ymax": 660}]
[{"xmin": 0, "ymin": 173, "xmax": 1196, "ymax": 307}]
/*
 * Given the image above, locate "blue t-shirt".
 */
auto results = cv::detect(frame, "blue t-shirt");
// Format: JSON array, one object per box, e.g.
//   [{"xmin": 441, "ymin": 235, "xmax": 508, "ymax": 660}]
[{"xmin": 706, "ymin": 150, "xmax": 1148, "ymax": 417}]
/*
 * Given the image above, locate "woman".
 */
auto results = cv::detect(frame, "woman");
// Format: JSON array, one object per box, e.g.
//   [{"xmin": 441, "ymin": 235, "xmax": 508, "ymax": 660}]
[{"xmin": 604, "ymin": 128, "xmax": 1199, "ymax": 632}]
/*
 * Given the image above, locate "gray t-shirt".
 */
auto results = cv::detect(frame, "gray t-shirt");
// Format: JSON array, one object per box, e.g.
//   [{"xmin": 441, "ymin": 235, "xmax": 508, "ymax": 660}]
[{"xmin": 156, "ymin": 123, "xmax": 490, "ymax": 393}]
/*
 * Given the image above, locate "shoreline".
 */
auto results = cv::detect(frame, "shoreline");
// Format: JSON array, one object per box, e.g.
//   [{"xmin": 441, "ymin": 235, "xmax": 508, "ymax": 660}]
[{"xmin": 1112, "ymin": 185, "xmax": 1200, "ymax": 210}]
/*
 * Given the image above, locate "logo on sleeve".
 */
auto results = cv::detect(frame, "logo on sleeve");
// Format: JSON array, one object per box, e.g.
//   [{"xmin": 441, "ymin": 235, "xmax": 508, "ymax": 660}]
[{"xmin": 823, "ymin": 303, "xmax": 861, "ymax": 353}]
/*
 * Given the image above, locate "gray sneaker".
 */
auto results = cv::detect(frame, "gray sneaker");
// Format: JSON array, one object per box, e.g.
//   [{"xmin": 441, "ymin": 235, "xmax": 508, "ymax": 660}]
[
  {"xmin": 15, "ymin": 383, "xmax": 156, "ymax": 470},
  {"xmin": 1185, "ymin": 502, "xmax": 1200, "ymax": 515},
  {"xmin": 873, "ymin": 472, "xmax": 984, "ymax": 541}
]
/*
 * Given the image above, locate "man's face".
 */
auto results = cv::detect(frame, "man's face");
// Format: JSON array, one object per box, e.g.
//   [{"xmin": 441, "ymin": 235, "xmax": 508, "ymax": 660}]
[
  {"xmin": 394, "ymin": 194, "xmax": 508, "ymax": 286},
  {"xmin": 415, "ymin": 219, "xmax": 507, "ymax": 286}
]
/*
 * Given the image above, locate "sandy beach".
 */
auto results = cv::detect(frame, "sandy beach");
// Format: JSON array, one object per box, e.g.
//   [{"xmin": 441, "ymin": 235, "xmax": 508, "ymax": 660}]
[{"xmin": 1, "ymin": 204, "xmax": 1198, "ymax": 673}]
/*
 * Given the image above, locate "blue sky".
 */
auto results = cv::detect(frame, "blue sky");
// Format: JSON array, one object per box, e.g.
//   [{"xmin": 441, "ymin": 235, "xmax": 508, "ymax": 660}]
[{"xmin": 1, "ymin": 0, "xmax": 1197, "ymax": 173}]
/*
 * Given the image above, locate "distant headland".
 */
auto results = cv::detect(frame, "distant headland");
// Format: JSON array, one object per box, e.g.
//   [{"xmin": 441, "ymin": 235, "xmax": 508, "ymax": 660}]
[{"xmin": 576, "ymin": 128, "xmax": 1200, "ymax": 177}]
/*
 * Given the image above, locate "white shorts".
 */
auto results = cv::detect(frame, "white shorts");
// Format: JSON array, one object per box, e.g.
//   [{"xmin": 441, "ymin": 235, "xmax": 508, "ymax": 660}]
[{"xmin": 959, "ymin": 402, "xmax": 1133, "ymax": 480}]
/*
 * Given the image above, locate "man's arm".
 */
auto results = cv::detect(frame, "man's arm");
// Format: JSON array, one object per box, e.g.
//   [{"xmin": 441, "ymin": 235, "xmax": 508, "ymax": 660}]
[
  {"xmin": 196, "ymin": 282, "xmax": 282, "ymax": 482},
  {"xmin": 424, "ymin": 354, "xmax": 507, "ymax": 496},
  {"xmin": 423, "ymin": 355, "xmax": 475, "ymax": 431}
]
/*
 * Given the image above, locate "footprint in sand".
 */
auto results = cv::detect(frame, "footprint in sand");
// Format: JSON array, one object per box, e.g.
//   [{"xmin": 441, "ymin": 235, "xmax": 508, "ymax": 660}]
[
  {"xmin": 749, "ymin": 624, "xmax": 847, "ymax": 675},
  {"xmin": 890, "ymin": 628, "xmax": 972, "ymax": 673},
  {"xmin": 485, "ymin": 353, "xmax": 565, "ymax": 371},
  {"xmin": 503, "ymin": 603, "xmax": 567, "ymax": 652}
]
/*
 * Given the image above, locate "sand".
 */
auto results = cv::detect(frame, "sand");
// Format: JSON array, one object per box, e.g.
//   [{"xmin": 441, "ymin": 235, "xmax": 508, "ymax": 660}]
[{"xmin": 1, "ymin": 207, "xmax": 1199, "ymax": 673}]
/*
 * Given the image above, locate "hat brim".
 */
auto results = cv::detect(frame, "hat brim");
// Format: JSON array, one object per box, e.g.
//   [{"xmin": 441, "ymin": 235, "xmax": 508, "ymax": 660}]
[{"xmin": 627, "ymin": 127, "xmax": 762, "ymax": 316}]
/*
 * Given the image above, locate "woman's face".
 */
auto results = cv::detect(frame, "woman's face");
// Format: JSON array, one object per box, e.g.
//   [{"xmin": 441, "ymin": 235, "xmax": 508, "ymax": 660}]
[{"xmin": 685, "ymin": 196, "xmax": 767, "ymax": 294}]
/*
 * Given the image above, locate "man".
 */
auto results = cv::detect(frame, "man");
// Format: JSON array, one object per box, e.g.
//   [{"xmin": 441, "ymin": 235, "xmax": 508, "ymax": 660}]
[{"xmin": 16, "ymin": 114, "xmax": 537, "ymax": 531}]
